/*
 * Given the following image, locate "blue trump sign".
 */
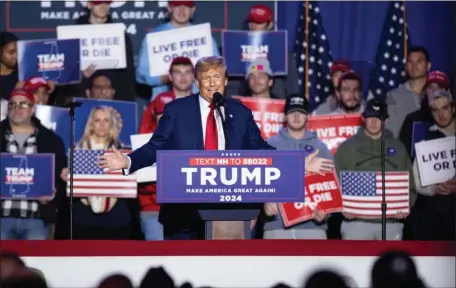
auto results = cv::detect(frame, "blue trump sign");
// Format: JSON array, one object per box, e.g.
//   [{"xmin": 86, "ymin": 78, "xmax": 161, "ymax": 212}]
[
  {"xmin": 17, "ymin": 38, "xmax": 81, "ymax": 85},
  {"xmin": 221, "ymin": 30, "xmax": 288, "ymax": 77},
  {"xmin": 157, "ymin": 150, "xmax": 305, "ymax": 203},
  {"xmin": 412, "ymin": 122, "xmax": 431, "ymax": 158},
  {"xmin": 1, "ymin": 153, "xmax": 55, "ymax": 199}
]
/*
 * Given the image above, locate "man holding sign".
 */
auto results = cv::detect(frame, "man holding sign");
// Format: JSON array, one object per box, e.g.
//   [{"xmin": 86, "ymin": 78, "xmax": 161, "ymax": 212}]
[
  {"xmin": 136, "ymin": 0, "xmax": 220, "ymax": 100},
  {"xmin": 262, "ymin": 95, "xmax": 334, "ymax": 239},
  {"xmin": 335, "ymin": 100, "xmax": 416, "ymax": 240},
  {"xmin": 411, "ymin": 89, "xmax": 456, "ymax": 240},
  {"xmin": 97, "ymin": 56, "xmax": 334, "ymax": 240},
  {"xmin": 0, "ymin": 89, "xmax": 67, "ymax": 240}
]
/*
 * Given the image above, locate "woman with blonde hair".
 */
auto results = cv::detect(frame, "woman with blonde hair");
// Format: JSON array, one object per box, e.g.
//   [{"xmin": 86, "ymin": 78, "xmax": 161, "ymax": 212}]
[
  {"xmin": 76, "ymin": 106, "xmax": 124, "ymax": 150},
  {"xmin": 72, "ymin": 105, "xmax": 133, "ymax": 240}
]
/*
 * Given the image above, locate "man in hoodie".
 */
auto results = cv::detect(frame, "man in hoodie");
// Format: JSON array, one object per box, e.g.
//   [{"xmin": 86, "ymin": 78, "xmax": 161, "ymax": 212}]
[
  {"xmin": 399, "ymin": 70, "xmax": 450, "ymax": 158},
  {"xmin": 386, "ymin": 46, "xmax": 431, "ymax": 138},
  {"xmin": 225, "ymin": 4, "xmax": 299, "ymax": 99},
  {"xmin": 76, "ymin": 0, "xmax": 136, "ymax": 102},
  {"xmin": 335, "ymin": 99, "xmax": 416, "ymax": 240},
  {"xmin": 262, "ymin": 94, "xmax": 333, "ymax": 239},
  {"xmin": 136, "ymin": 1, "xmax": 220, "ymax": 100}
]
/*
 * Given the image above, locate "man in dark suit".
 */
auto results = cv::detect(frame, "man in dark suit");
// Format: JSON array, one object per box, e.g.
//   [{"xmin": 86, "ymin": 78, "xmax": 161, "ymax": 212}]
[{"xmin": 98, "ymin": 56, "xmax": 334, "ymax": 240}]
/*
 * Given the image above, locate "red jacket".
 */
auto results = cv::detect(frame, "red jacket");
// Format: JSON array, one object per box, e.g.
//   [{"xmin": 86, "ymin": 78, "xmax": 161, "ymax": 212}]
[{"xmin": 137, "ymin": 91, "xmax": 176, "ymax": 212}]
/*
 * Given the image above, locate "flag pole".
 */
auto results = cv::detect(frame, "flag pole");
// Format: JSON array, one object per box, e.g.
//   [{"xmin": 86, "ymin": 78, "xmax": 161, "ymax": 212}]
[
  {"xmin": 305, "ymin": 0, "xmax": 310, "ymax": 100},
  {"xmin": 402, "ymin": 1, "xmax": 408, "ymax": 61}
]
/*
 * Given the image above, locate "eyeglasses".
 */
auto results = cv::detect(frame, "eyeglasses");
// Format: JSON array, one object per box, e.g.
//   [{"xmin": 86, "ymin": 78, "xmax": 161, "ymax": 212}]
[{"xmin": 8, "ymin": 101, "xmax": 33, "ymax": 109}]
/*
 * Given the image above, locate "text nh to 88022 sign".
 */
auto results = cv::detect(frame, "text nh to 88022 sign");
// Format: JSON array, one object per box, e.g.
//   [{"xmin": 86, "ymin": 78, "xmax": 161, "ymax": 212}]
[{"xmin": 156, "ymin": 150, "xmax": 306, "ymax": 203}]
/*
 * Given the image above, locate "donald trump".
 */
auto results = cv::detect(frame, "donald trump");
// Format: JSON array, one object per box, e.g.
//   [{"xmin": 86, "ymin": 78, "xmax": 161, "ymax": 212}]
[{"xmin": 97, "ymin": 56, "xmax": 333, "ymax": 240}]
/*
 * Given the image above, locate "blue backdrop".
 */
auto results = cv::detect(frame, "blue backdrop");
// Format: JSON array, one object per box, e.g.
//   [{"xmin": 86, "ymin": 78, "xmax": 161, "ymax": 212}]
[{"xmin": 277, "ymin": 1, "xmax": 455, "ymax": 78}]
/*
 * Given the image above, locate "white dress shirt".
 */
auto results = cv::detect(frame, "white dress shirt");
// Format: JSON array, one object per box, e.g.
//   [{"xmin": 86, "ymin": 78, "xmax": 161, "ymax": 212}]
[{"xmin": 124, "ymin": 95, "xmax": 225, "ymax": 174}]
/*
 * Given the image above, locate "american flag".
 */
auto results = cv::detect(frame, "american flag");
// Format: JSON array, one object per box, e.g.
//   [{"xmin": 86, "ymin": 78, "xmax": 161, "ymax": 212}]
[
  {"xmin": 67, "ymin": 149, "xmax": 137, "ymax": 198},
  {"xmin": 368, "ymin": 1, "xmax": 411, "ymax": 100},
  {"xmin": 294, "ymin": 0, "xmax": 334, "ymax": 110},
  {"xmin": 340, "ymin": 171, "xmax": 410, "ymax": 218}
]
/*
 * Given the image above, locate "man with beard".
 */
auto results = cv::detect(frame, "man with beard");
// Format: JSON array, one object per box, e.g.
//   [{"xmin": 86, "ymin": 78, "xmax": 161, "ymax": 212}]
[
  {"xmin": 411, "ymin": 89, "xmax": 456, "ymax": 240},
  {"xmin": 386, "ymin": 47, "xmax": 431, "ymax": 138},
  {"xmin": 262, "ymin": 94, "xmax": 333, "ymax": 239},
  {"xmin": 330, "ymin": 71, "xmax": 365, "ymax": 115}
]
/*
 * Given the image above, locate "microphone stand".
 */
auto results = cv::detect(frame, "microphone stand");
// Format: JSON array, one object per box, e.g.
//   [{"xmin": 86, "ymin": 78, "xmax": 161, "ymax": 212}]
[
  {"xmin": 61, "ymin": 102, "xmax": 82, "ymax": 240},
  {"xmin": 380, "ymin": 115, "xmax": 387, "ymax": 241},
  {"xmin": 214, "ymin": 98, "xmax": 228, "ymax": 150}
]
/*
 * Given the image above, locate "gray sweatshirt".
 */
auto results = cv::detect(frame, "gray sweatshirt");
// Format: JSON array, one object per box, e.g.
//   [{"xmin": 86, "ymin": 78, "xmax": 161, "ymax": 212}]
[
  {"xmin": 386, "ymin": 82, "xmax": 424, "ymax": 138},
  {"xmin": 264, "ymin": 128, "xmax": 334, "ymax": 230}
]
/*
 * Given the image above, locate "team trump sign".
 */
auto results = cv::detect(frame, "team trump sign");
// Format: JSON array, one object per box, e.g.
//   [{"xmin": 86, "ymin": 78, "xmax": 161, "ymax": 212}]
[{"xmin": 156, "ymin": 150, "xmax": 307, "ymax": 203}]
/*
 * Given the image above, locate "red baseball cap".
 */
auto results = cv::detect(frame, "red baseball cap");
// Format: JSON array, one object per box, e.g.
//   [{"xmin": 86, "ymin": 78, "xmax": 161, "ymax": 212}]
[
  {"xmin": 248, "ymin": 5, "xmax": 273, "ymax": 23},
  {"xmin": 9, "ymin": 88, "xmax": 35, "ymax": 103},
  {"xmin": 426, "ymin": 70, "xmax": 450, "ymax": 89},
  {"xmin": 24, "ymin": 77, "xmax": 50, "ymax": 93},
  {"xmin": 331, "ymin": 60, "xmax": 351, "ymax": 75},
  {"xmin": 169, "ymin": 1, "xmax": 195, "ymax": 7},
  {"xmin": 89, "ymin": 0, "xmax": 112, "ymax": 5}
]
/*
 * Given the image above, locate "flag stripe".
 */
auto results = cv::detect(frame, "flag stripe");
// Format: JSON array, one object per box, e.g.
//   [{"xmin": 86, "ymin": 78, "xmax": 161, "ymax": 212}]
[
  {"xmin": 67, "ymin": 149, "xmax": 137, "ymax": 198},
  {"xmin": 340, "ymin": 171, "xmax": 409, "ymax": 218}
]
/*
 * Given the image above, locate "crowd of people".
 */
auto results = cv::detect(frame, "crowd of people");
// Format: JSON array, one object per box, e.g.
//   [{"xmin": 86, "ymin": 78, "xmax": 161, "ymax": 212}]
[
  {"xmin": 0, "ymin": 1, "xmax": 455, "ymax": 242},
  {"xmin": 0, "ymin": 249, "xmax": 428, "ymax": 288}
]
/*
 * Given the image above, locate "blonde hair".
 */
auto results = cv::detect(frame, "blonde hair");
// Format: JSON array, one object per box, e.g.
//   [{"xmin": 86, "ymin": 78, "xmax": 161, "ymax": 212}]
[
  {"xmin": 194, "ymin": 56, "xmax": 228, "ymax": 79},
  {"xmin": 77, "ymin": 106, "xmax": 122, "ymax": 149}
]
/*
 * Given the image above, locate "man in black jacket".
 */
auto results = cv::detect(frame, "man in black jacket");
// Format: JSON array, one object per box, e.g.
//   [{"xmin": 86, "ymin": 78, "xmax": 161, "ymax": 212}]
[{"xmin": 0, "ymin": 89, "xmax": 67, "ymax": 240}]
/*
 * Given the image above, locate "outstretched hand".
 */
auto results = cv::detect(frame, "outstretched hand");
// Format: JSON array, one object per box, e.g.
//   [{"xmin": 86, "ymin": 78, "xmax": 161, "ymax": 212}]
[
  {"xmin": 96, "ymin": 146, "xmax": 129, "ymax": 172},
  {"xmin": 305, "ymin": 149, "xmax": 334, "ymax": 175}
]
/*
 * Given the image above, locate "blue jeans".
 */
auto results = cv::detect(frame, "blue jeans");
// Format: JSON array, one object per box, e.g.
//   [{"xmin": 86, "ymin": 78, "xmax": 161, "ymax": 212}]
[
  {"xmin": 140, "ymin": 211, "xmax": 164, "ymax": 240},
  {"xmin": 0, "ymin": 218, "xmax": 49, "ymax": 240}
]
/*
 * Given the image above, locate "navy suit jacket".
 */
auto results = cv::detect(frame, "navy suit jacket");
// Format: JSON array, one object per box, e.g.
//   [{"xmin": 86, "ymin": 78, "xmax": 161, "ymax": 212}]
[{"xmin": 128, "ymin": 93, "xmax": 274, "ymax": 228}]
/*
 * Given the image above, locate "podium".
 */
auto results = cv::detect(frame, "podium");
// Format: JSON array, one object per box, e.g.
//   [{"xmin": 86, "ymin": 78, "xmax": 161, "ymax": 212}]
[
  {"xmin": 156, "ymin": 150, "xmax": 307, "ymax": 240},
  {"xmin": 197, "ymin": 203, "xmax": 260, "ymax": 239}
]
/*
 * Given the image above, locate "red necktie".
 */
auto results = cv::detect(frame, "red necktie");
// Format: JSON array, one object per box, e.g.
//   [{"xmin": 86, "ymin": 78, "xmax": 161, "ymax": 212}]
[{"xmin": 205, "ymin": 104, "xmax": 218, "ymax": 150}]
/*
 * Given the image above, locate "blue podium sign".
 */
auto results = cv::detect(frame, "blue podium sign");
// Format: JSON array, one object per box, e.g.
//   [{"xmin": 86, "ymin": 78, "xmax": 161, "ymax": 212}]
[
  {"xmin": 157, "ymin": 150, "xmax": 306, "ymax": 203},
  {"xmin": 1, "ymin": 153, "xmax": 55, "ymax": 200},
  {"xmin": 221, "ymin": 30, "xmax": 288, "ymax": 76}
]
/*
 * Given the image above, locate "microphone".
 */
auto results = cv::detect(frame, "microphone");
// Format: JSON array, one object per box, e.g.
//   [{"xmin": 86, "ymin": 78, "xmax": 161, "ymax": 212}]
[
  {"xmin": 212, "ymin": 92, "xmax": 228, "ymax": 149},
  {"xmin": 212, "ymin": 92, "xmax": 224, "ymax": 109}
]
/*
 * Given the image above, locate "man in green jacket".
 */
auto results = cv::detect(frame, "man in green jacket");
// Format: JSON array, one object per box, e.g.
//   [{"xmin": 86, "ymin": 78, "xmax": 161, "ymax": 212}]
[{"xmin": 335, "ymin": 99, "xmax": 417, "ymax": 240}]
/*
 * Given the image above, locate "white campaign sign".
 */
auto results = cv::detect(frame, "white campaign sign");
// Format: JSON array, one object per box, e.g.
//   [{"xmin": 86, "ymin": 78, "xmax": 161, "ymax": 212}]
[
  {"xmin": 130, "ymin": 133, "xmax": 156, "ymax": 183},
  {"xmin": 57, "ymin": 23, "xmax": 126, "ymax": 70},
  {"xmin": 146, "ymin": 23, "xmax": 214, "ymax": 77},
  {"xmin": 415, "ymin": 136, "xmax": 456, "ymax": 186}
]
